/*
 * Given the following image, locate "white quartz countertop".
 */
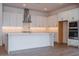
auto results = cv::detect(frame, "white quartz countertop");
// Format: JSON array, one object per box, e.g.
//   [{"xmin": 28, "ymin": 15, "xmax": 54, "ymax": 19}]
[{"xmin": 8, "ymin": 32, "xmax": 55, "ymax": 36}]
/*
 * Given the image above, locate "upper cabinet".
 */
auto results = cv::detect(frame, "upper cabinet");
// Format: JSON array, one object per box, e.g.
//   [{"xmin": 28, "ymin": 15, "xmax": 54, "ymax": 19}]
[
  {"xmin": 3, "ymin": 6, "xmax": 79, "ymax": 27},
  {"xmin": 68, "ymin": 8, "xmax": 79, "ymax": 21},
  {"xmin": 3, "ymin": 12, "xmax": 48, "ymax": 27},
  {"xmin": 57, "ymin": 11, "xmax": 69, "ymax": 21},
  {"xmin": 48, "ymin": 8, "xmax": 79, "ymax": 27},
  {"xmin": 3, "ymin": 6, "xmax": 24, "ymax": 27},
  {"xmin": 57, "ymin": 8, "xmax": 79, "ymax": 21},
  {"xmin": 3, "ymin": 6, "xmax": 48, "ymax": 27},
  {"xmin": 31, "ymin": 15, "xmax": 48, "ymax": 27},
  {"xmin": 3, "ymin": 12, "xmax": 23, "ymax": 27},
  {"xmin": 48, "ymin": 15, "xmax": 58, "ymax": 27}
]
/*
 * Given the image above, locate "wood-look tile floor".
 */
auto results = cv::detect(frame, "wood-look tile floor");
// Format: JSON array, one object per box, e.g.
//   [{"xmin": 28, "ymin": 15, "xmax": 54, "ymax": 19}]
[
  {"xmin": 0, "ymin": 44, "xmax": 79, "ymax": 56},
  {"xmin": 0, "ymin": 46, "xmax": 7, "ymax": 56}
]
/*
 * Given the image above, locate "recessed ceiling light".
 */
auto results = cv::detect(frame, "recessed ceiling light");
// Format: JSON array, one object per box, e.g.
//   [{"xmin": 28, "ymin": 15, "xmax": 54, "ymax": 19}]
[
  {"xmin": 23, "ymin": 4, "xmax": 26, "ymax": 7},
  {"xmin": 44, "ymin": 8, "xmax": 48, "ymax": 11}
]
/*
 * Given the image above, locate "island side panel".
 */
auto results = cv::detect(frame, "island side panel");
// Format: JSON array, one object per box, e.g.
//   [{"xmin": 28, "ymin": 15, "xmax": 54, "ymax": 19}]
[{"xmin": 8, "ymin": 33, "xmax": 54, "ymax": 53}]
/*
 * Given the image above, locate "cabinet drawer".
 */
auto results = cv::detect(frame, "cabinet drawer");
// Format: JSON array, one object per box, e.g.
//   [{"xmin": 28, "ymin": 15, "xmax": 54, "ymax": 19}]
[{"xmin": 68, "ymin": 39, "xmax": 79, "ymax": 46}]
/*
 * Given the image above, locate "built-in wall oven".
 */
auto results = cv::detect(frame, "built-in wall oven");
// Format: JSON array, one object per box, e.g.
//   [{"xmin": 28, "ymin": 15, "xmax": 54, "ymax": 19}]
[
  {"xmin": 69, "ymin": 21, "xmax": 79, "ymax": 40},
  {"xmin": 69, "ymin": 29, "xmax": 78, "ymax": 39},
  {"xmin": 68, "ymin": 21, "xmax": 79, "ymax": 47},
  {"xmin": 69, "ymin": 22, "xmax": 78, "ymax": 27}
]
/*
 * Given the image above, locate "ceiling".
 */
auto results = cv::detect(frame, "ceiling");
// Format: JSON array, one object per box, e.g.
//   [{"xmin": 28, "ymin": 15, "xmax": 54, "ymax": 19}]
[{"xmin": 3, "ymin": 3, "xmax": 77, "ymax": 12}]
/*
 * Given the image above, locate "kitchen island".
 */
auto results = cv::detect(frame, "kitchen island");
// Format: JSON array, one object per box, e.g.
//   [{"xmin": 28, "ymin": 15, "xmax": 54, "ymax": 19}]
[{"xmin": 5, "ymin": 32, "xmax": 55, "ymax": 54}]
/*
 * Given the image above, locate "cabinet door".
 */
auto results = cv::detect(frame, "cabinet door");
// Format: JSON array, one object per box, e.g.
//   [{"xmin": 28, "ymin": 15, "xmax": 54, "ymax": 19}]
[
  {"xmin": 3, "ymin": 12, "xmax": 23, "ymax": 27},
  {"xmin": 3, "ymin": 12, "xmax": 11, "ymax": 26},
  {"xmin": 57, "ymin": 8, "xmax": 79, "ymax": 22},
  {"xmin": 3, "ymin": 12, "xmax": 16, "ymax": 26},
  {"xmin": 48, "ymin": 15, "xmax": 58, "ymax": 27},
  {"xmin": 39, "ymin": 16, "xmax": 47, "ymax": 27},
  {"xmin": 68, "ymin": 8, "xmax": 79, "ymax": 21},
  {"xmin": 68, "ymin": 39, "xmax": 79, "ymax": 46},
  {"xmin": 58, "ymin": 11, "xmax": 69, "ymax": 21},
  {"xmin": 31, "ymin": 16, "xmax": 47, "ymax": 27},
  {"xmin": 16, "ymin": 14, "xmax": 23, "ymax": 27},
  {"xmin": 10, "ymin": 13, "xmax": 17, "ymax": 26},
  {"xmin": 31, "ymin": 15, "xmax": 37, "ymax": 27}
]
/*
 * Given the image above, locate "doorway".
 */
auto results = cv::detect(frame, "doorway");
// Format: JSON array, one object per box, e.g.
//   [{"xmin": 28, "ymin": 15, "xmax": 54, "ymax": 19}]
[{"xmin": 58, "ymin": 21, "xmax": 68, "ymax": 44}]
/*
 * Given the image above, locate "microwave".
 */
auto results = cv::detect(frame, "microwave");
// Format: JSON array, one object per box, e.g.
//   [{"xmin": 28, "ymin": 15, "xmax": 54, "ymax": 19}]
[{"xmin": 69, "ymin": 21, "xmax": 78, "ymax": 27}]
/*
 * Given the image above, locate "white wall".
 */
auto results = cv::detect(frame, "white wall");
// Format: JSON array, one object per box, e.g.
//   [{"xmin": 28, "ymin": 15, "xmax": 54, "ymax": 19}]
[{"xmin": 0, "ymin": 3, "xmax": 3, "ymax": 46}]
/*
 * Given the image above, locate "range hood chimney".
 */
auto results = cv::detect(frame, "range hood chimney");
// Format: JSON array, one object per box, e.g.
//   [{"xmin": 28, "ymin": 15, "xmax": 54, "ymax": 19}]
[{"xmin": 23, "ymin": 8, "xmax": 32, "ymax": 32}]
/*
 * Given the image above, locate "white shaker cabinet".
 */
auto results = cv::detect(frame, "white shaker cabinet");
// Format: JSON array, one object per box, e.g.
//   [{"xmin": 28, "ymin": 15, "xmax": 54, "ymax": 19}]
[
  {"xmin": 57, "ymin": 11, "xmax": 69, "ymax": 21},
  {"xmin": 31, "ymin": 15, "xmax": 40, "ymax": 27},
  {"xmin": 3, "ymin": 12, "xmax": 23, "ymax": 27},
  {"xmin": 15, "ymin": 14, "xmax": 23, "ymax": 27},
  {"xmin": 68, "ymin": 8, "xmax": 79, "ymax": 21},
  {"xmin": 68, "ymin": 39, "xmax": 79, "ymax": 47},
  {"xmin": 3, "ymin": 12, "xmax": 11, "ymax": 26},
  {"xmin": 31, "ymin": 15, "xmax": 47, "ymax": 27},
  {"xmin": 57, "ymin": 8, "xmax": 79, "ymax": 22},
  {"xmin": 39, "ymin": 16, "xmax": 47, "ymax": 27},
  {"xmin": 48, "ymin": 15, "xmax": 58, "ymax": 27},
  {"xmin": 3, "ymin": 12, "xmax": 47, "ymax": 27}
]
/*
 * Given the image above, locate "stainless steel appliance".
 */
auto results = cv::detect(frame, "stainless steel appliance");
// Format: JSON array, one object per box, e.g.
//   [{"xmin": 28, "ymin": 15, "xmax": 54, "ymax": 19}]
[{"xmin": 69, "ymin": 21, "xmax": 79, "ymax": 40}]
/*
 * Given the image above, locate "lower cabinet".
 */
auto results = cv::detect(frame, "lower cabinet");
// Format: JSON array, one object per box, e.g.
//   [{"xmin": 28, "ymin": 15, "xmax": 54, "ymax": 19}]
[
  {"xmin": 0, "ymin": 40, "xmax": 2, "ymax": 46},
  {"xmin": 68, "ymin": 39, "xmax": 79, "ymax": 47}
]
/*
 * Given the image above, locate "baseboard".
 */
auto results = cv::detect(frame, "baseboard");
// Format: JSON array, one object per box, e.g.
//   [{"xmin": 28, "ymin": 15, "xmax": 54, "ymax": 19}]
[{"xmin": 54, "ymin": 42, "xmax": 67, "ymax": 45}]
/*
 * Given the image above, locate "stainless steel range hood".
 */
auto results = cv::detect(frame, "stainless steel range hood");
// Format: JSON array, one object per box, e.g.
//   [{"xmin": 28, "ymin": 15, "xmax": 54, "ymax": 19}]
[{"xmin": 23, "ymin": 8, "xmax": 32, "ymax": 32}]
